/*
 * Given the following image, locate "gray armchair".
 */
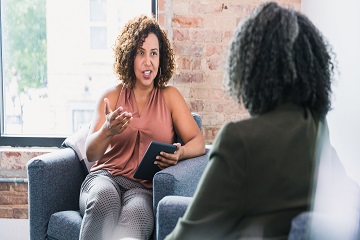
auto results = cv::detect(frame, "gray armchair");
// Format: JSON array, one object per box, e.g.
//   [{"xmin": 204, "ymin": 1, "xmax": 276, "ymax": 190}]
[{"xmin": 27, "ymin": 113, "xmax": 209, "ymax": 240}]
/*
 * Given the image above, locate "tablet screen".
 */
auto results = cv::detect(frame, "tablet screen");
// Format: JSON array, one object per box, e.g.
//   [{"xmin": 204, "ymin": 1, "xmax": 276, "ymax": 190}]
[{"xmin": 134, "ymin": 141, "xmax": 177, "ymax": 180}]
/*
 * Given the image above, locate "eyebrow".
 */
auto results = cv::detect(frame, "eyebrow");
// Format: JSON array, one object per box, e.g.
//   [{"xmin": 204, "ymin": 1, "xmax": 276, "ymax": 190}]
[{"xmin": 138, "ymin": 47, "xmax": 159, "ymax": 51}]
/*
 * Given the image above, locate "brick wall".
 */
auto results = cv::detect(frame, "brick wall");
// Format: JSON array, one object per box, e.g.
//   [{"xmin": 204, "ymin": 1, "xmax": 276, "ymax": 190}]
[
  {"xmin": 0, "ymin": 0, "xmax": 301, "ymax": 219},
  {"xmin": 0, "ymin": 182, "xmax": 28, "ymax": 219},
  {"xmin": 158, "ymin": 0, "xmax": 301, "ymax": 143},
  {"xmin": 0, "ymin": 148, "xmax": 54, "ymax": 218}
]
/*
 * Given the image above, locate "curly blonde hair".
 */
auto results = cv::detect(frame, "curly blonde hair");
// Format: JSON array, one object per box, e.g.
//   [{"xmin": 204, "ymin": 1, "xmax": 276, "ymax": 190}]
[{"xmin": 113, "ymin": 15, "xmax": 176, "ymax": 88}]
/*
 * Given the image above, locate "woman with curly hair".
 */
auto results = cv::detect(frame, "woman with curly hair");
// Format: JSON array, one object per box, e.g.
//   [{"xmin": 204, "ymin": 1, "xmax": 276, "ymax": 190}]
[
  {"xmin": 166, "ymin": 2, "xmax": 336, "ymax": 239},
  {"xmin": 79, "ymin": 15, "xmax": 205, "ymax": 240}
]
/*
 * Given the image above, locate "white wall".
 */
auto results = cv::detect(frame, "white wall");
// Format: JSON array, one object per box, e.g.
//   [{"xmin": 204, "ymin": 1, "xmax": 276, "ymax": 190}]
[{"xmin": 301, "ymin": 0, "xmax": 360, "ymax": 183}]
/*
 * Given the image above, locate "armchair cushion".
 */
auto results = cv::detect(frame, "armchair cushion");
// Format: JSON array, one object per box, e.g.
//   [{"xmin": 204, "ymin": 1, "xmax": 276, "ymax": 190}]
[
  {"xmin": 47, "ymin": 210, "xmax": 82, "ymax": 240},
  {"xmin": 156, "ymin": 196, "xmax": 192, "ymax": 240}
]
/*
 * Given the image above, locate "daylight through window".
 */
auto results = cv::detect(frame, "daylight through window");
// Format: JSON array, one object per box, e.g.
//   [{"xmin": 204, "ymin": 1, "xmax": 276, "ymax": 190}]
[{"xmin": 0, "ymin": 0, "xmax": 155, "ymax": 146}]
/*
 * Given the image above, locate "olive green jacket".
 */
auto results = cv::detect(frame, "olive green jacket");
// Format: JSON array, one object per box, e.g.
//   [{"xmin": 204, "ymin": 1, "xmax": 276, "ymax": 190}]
[{"xmin": 166, "ymin": 103, "xmax": 319, "ymax": 240}]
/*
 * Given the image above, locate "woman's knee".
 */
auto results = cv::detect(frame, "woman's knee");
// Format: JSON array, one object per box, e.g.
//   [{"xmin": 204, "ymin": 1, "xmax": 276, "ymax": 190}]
[
  {"xmin": 122, "ymin": 189, "xmax": 153, "ymax": 220},
  {"xmin": 81, "ymin": 176, "xmax": 121, "ymax": 215}
]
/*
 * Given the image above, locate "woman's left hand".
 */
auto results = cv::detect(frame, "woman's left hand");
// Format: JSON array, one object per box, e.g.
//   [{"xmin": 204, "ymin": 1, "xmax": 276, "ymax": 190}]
[{"xmin": 155, "ymin": 143, "xmax": 182, "ymax": 169}]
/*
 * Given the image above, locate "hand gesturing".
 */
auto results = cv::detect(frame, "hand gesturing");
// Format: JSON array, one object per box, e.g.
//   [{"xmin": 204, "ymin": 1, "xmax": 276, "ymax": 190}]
[{"xmin": 104, "ymin": 98, "xmax": 133, "ymax": 136}]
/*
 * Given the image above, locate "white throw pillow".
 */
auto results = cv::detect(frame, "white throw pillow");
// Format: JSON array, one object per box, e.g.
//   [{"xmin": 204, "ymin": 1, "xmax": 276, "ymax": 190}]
[{"xmin": 62, "ymin": 124, "xmax": 94, "ymax": 174}]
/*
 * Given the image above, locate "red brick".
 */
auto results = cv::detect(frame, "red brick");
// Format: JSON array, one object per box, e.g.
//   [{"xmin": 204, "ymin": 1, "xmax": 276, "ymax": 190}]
[
  {"xmin": 191, "ymin": 57, "xmax": 202, "ymax": 70},
  {"xmin": 158, "ymin": 0, "xmax": 165, "ymax": 11},
  {"xmin": 177, "ymin": 57, "xmax": 191, "ymax": 70},
  {"xmin": 223, "ymin": 30, "xmax": 234, "ymax": 42},
  {"xmin": 189, "ymin": 3, "xmax": 225, "ymax": 14},
  {"xmin": 13, "ymin": 205, "xmax": 28, "ymax": 219},
  {"xmin": 172, "ymin": 1, "xmax": 190, "ymax": 14},
  {"xmin": 189, "ymin": 87, "xmax": 223, "ymax": 100},
  {"xmin": 204, "ymin": 126, "xmax": 220, "ymax": 144},
  {"xmin": 12, "ymin": 183, "xmax": 28, "ymax": 192},
  {"xmin": 189, "ymin": 30, "xmax": 206, "ymax": 42},
  {"xmin": 0, "ymin": 206, "xmax": 13, "ymax": 218},
  {"xmin": 4, "ymin": 152, "xmax": 21, "ymax": 158},
  {"xmin": 172, "ymin": 16, "xmax": 204, "ymax": 28},
  {"xmin": 158, "ymin": 13, "xmax": 165, "ymax": 27},
  {"xmin": 173, "ymin": 29, "xmax": 189, "ymax": 41},
  {"xmin": 205, "ymin": 44, "xmax": 227, "ymax": 57},
  {"xmin": 0, "ymin": 183, "xmax": 28, "ymax": 192},
  {"xmin": 0, "ymin": 183, "xmax": 11, "ymax": 191},
  {"xmin": 204, "ymin": 30, "xmax": 223, "ymax": 43},
  {"xmin": 189, "ymin": 30, "xmax": 223, "ymax": 43},
  {"xmin": 224, "ymin": 3, "xmax": 258, "ymax": 19},
  {"xmin": 173, "ymin": 72, "xmax": 205, "ymax": 84},
  {"xmin": 207, "ymin": 56, "xmax": 223, "ymax": 71},
  {"xmin": 190, "ymin": 100, "xmax": 205, "ymax": 112},
  {"xmin": 173, "ymin": 43, "xmax": 203, "ymax": 57},
  {"xmin": 0, "ymin": 192, "xmax": 28, "ymax": 205}
]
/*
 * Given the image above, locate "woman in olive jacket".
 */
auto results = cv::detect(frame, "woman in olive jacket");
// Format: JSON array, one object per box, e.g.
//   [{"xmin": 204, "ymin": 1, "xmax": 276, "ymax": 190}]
[{"xmin": 166, "ymin": 2, "xmax": 337, "ymax": 239}]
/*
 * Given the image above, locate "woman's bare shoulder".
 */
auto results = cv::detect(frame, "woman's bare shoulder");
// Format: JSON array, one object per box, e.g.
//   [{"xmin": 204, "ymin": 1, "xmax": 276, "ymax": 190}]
[
  {"xmin": 94, "ymin": 84, "xmax": 122, "ymax": 111},
  {"xmin": 162, "ymin": 85, "xmax": 187, "ymax": 112},
  {"xmin": 162, "ymin": 85, "xmax": 182, "ymax": 98},
  {"xmin": 99, "ymin": 84, "xmax": 122, "ymax": 100}
]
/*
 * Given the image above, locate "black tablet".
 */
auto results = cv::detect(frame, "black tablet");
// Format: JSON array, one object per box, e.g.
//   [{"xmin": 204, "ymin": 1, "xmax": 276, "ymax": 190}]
[{"xmin": 134, "ymin": 141, "xmax": 177, "ymax": 181}]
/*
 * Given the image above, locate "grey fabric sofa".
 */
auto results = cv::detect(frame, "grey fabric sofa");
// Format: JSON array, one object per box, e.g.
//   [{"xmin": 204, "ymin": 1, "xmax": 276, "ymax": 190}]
[{"xmin": 27, "ymin": 113, "xmax": 210, "ymax": 240}]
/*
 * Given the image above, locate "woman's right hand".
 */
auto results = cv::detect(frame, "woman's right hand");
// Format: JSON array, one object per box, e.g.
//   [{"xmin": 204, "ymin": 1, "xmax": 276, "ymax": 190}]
[{"xmin": 103, "ymin": 98, "xmax": 133, "ymax": 136}]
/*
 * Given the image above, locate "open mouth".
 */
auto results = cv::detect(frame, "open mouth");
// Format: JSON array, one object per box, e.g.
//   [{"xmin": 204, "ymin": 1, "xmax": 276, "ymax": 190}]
[{"xmin": 143, "ymin": 70, "xmax": 151, "ymax": 76}]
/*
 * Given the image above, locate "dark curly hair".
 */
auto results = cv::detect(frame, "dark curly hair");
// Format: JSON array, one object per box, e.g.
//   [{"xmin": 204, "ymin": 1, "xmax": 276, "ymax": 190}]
[
  {"xmin": 113, "ymin": 15, "xmax": 176, "ymax": 88},
  {"xmin": 224, "ymin": 2, "xmax": 334, "ymax": 119}
]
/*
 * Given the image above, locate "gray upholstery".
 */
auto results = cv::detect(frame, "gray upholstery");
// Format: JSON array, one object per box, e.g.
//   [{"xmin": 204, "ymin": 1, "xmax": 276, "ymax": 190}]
[
  {"xmin": 153, "ymin": 148, "xmax": 210, "ymax": 240},
  {"xmin": 156, "ymin": 196, "xmax": 192, "ymax": 240},
  {"xmin": 27, "ymin": 113, "xmax": 208, "ymax": 240},
  {"xmin": 153, "ymin": 148, "xmax": 209, "ymax": 218},
  {"xmin": 47, "ymin": 211, "xmax": 82, "ymax": 240},
  {"xmin": 27, "ymin": 147, "xmax": 87, "ymax": 240}
]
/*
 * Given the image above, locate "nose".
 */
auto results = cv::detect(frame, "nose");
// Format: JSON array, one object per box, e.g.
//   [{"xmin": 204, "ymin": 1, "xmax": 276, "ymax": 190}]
[{"xmin": 144, "ymin": 54, "xmax": 151, "ymax": 66}]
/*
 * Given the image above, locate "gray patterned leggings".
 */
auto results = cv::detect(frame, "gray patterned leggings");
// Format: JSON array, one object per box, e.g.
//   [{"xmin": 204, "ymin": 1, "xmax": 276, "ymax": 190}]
[{"xmin": 79, "ymin": 170, "xmax": 153, "ymax": 240}]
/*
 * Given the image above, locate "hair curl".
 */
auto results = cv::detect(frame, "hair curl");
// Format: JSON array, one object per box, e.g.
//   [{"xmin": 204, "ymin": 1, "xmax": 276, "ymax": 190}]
[
  {"xmin": 113, "ymin": 15, "xmax": 176, "ymax": 88},
  {"xmin": 223, "ymin": 2, "xmax": 334, "ymax": 119}
]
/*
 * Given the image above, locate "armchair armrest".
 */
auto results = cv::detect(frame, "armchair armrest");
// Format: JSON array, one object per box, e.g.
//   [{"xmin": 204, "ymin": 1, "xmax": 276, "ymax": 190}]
[
  {"xmin": 153, "ymin": 147, "xmax": 210, "ymax": 216},
  {"xmin": 27, "ymin": 147, "xmax": 87, "ymax": 240},
  {"xmin": 156, "ymin": 196, "xmax": 192, "ymax": 240}
]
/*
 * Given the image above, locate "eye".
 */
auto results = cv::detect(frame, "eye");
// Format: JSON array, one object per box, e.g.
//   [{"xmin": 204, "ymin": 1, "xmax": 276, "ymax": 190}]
[
  {"xmin": 137, "ymin": 50, "xmax": 144, "ymax": 55},
  {"xmin": 151, "ymin": 51, "xmax": 158, "ymax": 56}
]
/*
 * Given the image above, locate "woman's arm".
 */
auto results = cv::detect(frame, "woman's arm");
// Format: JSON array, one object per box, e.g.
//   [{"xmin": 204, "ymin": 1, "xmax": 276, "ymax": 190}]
[
  {"xmin": 165, "ymin": 122, "xmax": 246, "ymax": 239},
  {"xmin": 85, "ymin": 85, "xmax": 132, "ymax": 162},
  {"xmin": 157, "ymin": 86, "xmax": 205, "ymax": 168}
]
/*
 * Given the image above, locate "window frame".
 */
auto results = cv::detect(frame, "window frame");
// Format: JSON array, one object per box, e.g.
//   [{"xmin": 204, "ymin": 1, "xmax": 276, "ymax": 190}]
[{"xmin": 0, "ymin": 0, "xmax": 157, "ymax": 147}]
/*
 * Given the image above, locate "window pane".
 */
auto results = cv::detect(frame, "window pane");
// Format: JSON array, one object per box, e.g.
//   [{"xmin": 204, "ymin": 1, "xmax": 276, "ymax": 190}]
[
  {"xmin": 90, "ymin": 27, "xmax": 107, "ymax": 49},
  {"xmin": 90, "ymin": 0, "xmax": 107, "ymax": 22},
  {"xmin": 1, "ymin": 0, "xmax": 153, "ymax": 139}
]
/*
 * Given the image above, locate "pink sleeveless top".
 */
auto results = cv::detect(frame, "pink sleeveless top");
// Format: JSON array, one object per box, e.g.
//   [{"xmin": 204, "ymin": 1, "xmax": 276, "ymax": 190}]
[{"xmin": 90, "ymin": 86, "xmax": 175, "ymax": 188}]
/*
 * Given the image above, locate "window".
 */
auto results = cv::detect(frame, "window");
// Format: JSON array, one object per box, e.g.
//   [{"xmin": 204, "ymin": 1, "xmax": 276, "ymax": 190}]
[
  {"xmin": 90, "ymin": 0, "xmax": 107, "ymax": 49},
  {"xmin": 0, "ymin": 0, "xmax": 156, "ymax": 147}
]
